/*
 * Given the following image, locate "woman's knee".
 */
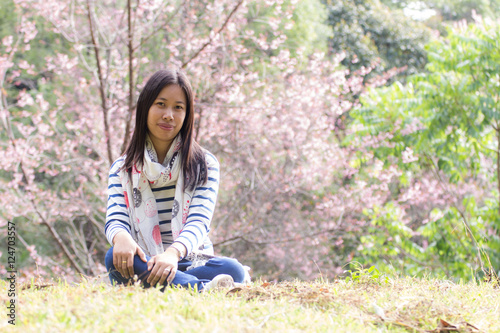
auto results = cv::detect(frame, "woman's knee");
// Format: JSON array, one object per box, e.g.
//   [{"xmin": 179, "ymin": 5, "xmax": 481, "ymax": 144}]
[
  {"xmin": 208, "ymin": 258, "xmax": 246, "ymax": 283},
  {"xmin": 105, "ymin": 247, "xmax": 114, "ymax": 271}
]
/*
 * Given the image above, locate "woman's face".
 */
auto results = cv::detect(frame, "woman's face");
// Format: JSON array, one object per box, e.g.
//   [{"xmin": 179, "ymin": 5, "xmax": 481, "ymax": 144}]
[{"xmin": 147, "ymin": 84, "xmax": 187, "ymax": 154}]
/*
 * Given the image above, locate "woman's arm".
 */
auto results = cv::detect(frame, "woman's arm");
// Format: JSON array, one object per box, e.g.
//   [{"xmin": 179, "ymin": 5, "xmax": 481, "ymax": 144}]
[
  {"xmin": 104, "ymin": 158, "xmax": 131, "ymax": 244},
  {"xmin": 104, "ymin": 158, "xmax": 147, "ymax": 278},
  {"xmin": 174, "ymin": 152, "xmax": 220, "ymax": 255}
]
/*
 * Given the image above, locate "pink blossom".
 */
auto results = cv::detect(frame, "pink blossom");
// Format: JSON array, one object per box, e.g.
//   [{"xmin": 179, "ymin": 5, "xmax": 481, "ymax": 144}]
[{"xmin": 402, "ymin": 147, "xmax": 419, "ymax": 163}]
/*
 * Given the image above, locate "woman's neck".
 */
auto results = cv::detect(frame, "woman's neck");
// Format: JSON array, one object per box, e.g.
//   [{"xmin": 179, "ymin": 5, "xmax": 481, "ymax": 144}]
[{"xmin": 151, "ymin": 140, "xmax": 172, "ymax": 164}]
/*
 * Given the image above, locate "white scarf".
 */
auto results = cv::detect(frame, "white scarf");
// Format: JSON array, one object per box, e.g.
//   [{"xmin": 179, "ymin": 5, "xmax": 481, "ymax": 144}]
[{"xmin": 120, "ymin": 134, "xmax": 193, "ymax": 257}]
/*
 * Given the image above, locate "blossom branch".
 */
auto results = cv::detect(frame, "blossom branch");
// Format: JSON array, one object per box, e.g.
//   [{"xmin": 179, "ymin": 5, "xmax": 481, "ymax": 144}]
[
  {"xmin": 132, "ymin": 1, "xmax": 184, "ymax": 53},
  {"xmin": 86, "ymin": 0, "xmax": 113, "ymax": 165},
  {"xmin": 181, "ymin": 0, "xmax": 244, "ymax": 69},
  {"xmin": 214, "ymin": 212, "xmax": 344, "ymax": 247}
]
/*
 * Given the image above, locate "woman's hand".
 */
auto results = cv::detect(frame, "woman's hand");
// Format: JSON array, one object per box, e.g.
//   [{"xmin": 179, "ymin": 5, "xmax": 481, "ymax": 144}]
[
  {"xmin": 112, "ymin": 231, "xmax": 147, "ymax": 279},
  {"xmin": 146, "ymin": 248, "xmax": 180, "ymax": 286}
]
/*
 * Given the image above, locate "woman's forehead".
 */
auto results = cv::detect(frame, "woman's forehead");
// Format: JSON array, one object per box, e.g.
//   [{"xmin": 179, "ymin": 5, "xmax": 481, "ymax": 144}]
[{"xmin": 156, "ymin": 84, "xmax": 186, "ymax": 102}]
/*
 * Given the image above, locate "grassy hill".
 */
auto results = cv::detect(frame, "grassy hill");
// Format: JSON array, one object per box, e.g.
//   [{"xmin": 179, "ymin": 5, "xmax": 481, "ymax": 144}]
[{"xmin": 1, "ymin": 274, "xmax": 499, "ymax": 332}]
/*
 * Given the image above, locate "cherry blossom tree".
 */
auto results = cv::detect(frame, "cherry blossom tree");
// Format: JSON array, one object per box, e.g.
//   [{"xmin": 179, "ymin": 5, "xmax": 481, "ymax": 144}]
[{"xmin": 1, "ymin": 0, "xmax": 400, "ymax": 281}]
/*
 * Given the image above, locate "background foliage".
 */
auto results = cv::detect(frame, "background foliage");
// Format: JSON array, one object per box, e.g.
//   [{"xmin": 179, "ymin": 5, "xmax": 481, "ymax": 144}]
[
  {"xmin": 324, "ymin": 0, "xmax": 431, "ymax": 78},
  {"xmin": 0, "ymin": 0, "xmax": 498, "ymax": 282},
  {"xmin": 352, "ymin": 14, "xmax": 500, "ymax": 277}
]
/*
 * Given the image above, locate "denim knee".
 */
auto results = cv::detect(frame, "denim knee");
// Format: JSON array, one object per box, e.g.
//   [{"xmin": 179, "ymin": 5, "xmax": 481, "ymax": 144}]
[
  {"xmin": 208, "ymin": 258, "xmax": 246, "ymax": 283},
  {"xmin": 105, "ymin": 247, "xmax": 114, "ymax": 271}
]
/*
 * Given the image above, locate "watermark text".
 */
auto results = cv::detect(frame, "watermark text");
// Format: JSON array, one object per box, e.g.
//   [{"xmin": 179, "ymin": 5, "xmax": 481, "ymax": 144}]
[{"xmin": 6, "ymin": 221, "xmax": 16, "ymax": 325}]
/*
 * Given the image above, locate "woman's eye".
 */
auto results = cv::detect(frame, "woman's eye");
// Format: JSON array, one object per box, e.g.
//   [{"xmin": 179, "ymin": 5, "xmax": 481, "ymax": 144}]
[
  {"xmin": 176, "ymin": 105, "xmax": 184, "ymax": 110},
  {"xmin": 157, "ymin": 102, "xmax": 165, "ymax": 107}
]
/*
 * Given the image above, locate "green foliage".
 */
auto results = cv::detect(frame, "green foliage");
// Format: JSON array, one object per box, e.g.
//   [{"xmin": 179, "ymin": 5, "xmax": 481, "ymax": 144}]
[
  {"xmin": 349, "ymin": 18, "xmax": 500, "ymax": 280},
  {"xmin": 380, "ymin": 0, "xmax": 500, "ymax": 36},
  {"xmin": 380, "ymin": 0, "xmax": 500, "ymax": 21},
  {"xmin": 344, "ymin": 262, "xmax": 390, "ymax": 284},
  {"xmin": 0, "ymin": 0, "xmax": 71, "ymax": 69},
  {"xmin": 357, "ymin": 17, "xmax": 500, "ymax": 179},
  {"xmin": 0, "ymin": 0, "xmax": 16, "ymax": 38},
  {"xmin": 287, "ymin": 0, "xmax": 332, "ymax": 55},
  {"xmin": 323, "ymin": 0, "xmax": 432, "ymax": 78},
  {"xmin": 355, "ymin": 201, "xmax": 498, "ymax": 279},
  {"xmin": 426, "ymin": 0, "xmax": 500, "ymax": 21}
]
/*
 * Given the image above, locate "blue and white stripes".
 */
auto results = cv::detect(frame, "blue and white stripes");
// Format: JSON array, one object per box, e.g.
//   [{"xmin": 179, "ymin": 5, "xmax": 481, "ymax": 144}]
[{"xmin": 104, "ymin": 152, "xmax": 219, "ymax": 256}]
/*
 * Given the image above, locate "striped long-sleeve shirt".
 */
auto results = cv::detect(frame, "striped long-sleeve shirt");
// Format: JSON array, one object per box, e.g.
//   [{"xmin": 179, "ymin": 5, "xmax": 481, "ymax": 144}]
[{"xmin": 104, "ymin": 152, "xmax": 220, "ymax": 256}]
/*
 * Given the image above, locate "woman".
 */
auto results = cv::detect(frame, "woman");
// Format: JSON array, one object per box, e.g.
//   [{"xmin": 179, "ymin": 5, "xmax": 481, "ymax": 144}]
[{"xmin": 104, "ymin": 69, "xmax": 245, "ymax": 291}]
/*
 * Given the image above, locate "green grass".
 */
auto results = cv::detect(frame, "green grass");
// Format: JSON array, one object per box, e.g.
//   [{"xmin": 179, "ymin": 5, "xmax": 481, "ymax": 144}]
[{"xmin": 0, "ymin": 275, "xmax": 499, "ymax": 332}]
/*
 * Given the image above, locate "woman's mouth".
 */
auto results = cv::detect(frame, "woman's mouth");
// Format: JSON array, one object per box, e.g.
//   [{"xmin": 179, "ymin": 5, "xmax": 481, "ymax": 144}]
[{"xmin": 158, "ymin": 123, "xmax": 174, "ymax": 130}]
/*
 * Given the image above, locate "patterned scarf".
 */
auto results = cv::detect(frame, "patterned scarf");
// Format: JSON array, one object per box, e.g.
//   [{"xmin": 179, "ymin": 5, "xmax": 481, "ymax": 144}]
[{"xmin": 120, "ymin": 134, "xmax": 193, "ymax": 257}]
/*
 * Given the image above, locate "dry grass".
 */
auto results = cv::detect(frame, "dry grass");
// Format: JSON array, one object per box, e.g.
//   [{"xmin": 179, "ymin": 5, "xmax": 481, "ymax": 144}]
[
  {"xmin": 228, "ymin": 277, "xmax": 499, "ymax": 332},
  {"xmin": 0, "ymin": 274, "xmax": 498, "ymax": 332}
]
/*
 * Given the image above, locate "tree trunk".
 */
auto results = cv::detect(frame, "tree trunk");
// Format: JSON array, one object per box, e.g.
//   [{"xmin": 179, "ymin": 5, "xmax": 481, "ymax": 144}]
[
  {"xmin": 121, "ymin": 0, "xmax": 135, "ymax": 154},
  {"xmin": 86, "ymin": 0, "xmax": 113, "ymax": 165}
]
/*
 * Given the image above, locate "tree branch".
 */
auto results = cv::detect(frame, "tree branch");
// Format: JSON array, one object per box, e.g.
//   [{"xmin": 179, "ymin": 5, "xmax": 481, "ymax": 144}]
[
  {"xmin": 214, "ymin": 212, "xmax": 344, "ymax": 247},
  {"xmin": 194, "ymin": 105, "xmax": 203, "ymax": 142},
  {"xmin": 214, "ymin": 227, "xmax": 344, "ymax": 247},
  {"xmin": 0, "ymin": 25, "xmax": 85, "ymax": 275},
  {"xmin": 181, "ymin": 0, "xmax": 243, "ymax": 69},
  {"xmin": 86, "ymin": 0, "xmax": 113, "ymax": 165},
  {"xmin": 22, "ymin": 163, "xmax": 85, "ymax": 275},
  {"xmin": 132, "ymin": 2, "xmax": 184, "ymax": 52},
  {"xmin": 121, "ymin": 0, "xmax": 135, "ymax": 154},
  {"xmin": 423, "ymin": 153, "xmax": 488, "ymax": 272}
]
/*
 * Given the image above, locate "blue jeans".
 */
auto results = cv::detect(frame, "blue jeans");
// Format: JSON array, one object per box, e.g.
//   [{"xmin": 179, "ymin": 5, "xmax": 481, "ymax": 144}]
[{"xmin": 104, "ymin": 247, "xmax": 246, "ymax": 291}]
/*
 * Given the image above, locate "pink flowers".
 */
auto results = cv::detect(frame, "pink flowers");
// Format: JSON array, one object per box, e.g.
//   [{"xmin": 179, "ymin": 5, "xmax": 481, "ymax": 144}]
[
  {"xmin": 3, "ymin": 0, "xmax": 486, "ymax": 283},
  {"xmin": 402, "ymin": 147, "xmax": 418, "ymax": 164}
]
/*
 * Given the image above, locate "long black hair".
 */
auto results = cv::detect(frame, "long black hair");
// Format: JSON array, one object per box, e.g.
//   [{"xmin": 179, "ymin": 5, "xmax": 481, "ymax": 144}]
[{"xmin": 122, "ymin": 69, "xmax": 207, "ymax": 190}]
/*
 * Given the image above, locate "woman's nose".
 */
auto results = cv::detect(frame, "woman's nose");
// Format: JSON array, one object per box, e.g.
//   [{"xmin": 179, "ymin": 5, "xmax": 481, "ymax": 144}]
[{"xmin": 162, "ymin": 108, "xmax": 174, "ymax": 120}]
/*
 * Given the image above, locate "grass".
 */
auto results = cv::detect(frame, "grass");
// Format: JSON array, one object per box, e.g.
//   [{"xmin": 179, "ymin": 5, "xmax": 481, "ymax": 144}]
[{"xmin": 0, "ymin": 273, "xmax": 499, "ymax": 332}]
